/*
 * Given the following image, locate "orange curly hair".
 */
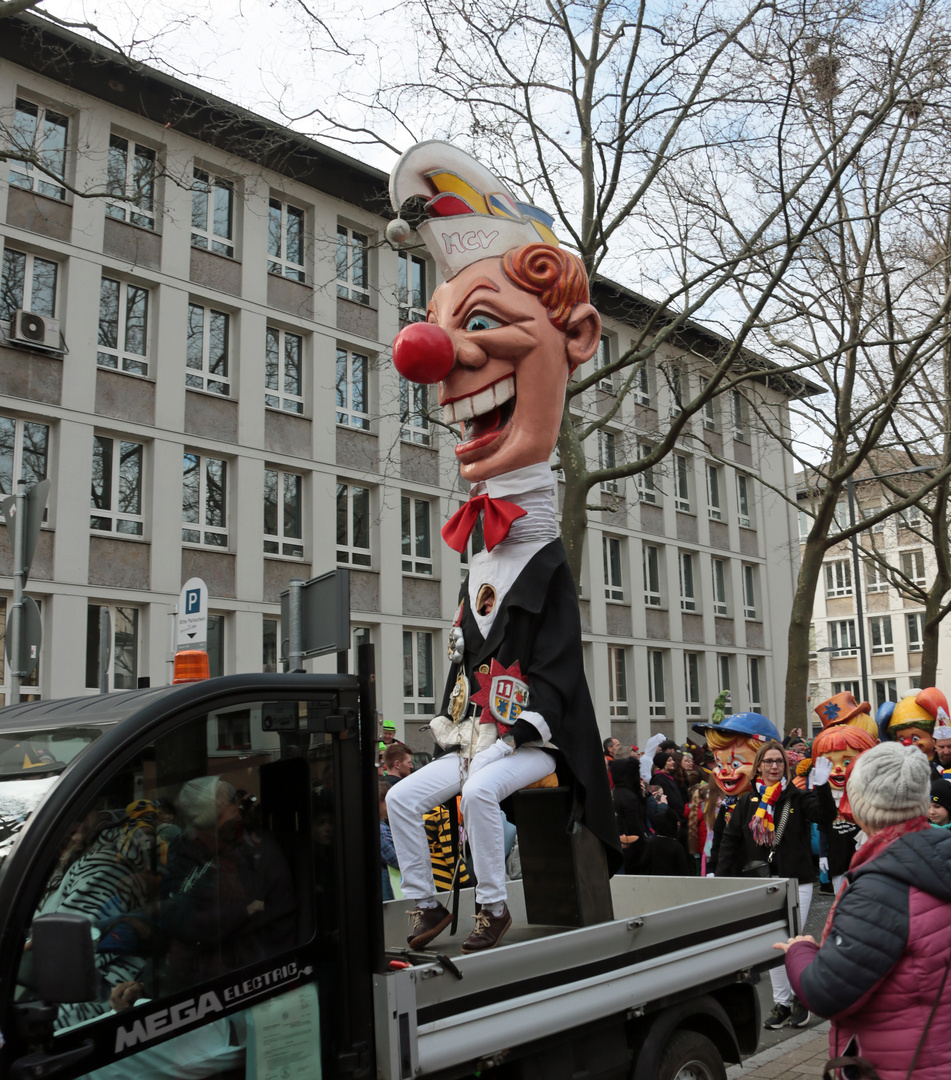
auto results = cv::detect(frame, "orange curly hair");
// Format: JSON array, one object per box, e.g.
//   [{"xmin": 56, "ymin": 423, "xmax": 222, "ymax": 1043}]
[{"xmin": 502, "ymin": 243, "xmax": 590, "ymax": 331}]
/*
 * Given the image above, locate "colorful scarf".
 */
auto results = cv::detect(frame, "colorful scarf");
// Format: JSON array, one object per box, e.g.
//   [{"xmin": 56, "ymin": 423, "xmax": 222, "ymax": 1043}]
[
  {"xmin": 750, "ymin": 777, "xmax": 787, "ymax": 846},
  {"xmin": 820, "ymin": 815, "xmax": 931, "ymax": 944}
]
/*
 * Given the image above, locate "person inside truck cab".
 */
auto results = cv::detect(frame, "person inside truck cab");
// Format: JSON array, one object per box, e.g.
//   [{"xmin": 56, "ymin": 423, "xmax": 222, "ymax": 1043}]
[
  {"xmin": 160, "ymin": 777, "xmax": 296, "ymax": 992},
  {"xmin": 383, "ymin": 141, "xmax": 621, "ymax": 953}
]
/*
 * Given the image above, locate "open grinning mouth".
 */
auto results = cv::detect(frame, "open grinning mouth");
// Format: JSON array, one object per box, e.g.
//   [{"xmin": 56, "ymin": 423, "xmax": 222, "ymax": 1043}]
[{"xmin": 443, "ymin": 375, "xmax": 515, "ymax": 443}]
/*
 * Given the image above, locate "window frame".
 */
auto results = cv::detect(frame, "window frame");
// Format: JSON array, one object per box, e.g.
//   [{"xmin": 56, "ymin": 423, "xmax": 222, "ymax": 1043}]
[
  {"xmin": 335, "ymin": 347, "xmax": 370, "ymax": 430},
  {"xmin": 603, "ymin": 534, "xmax": 624, "ymax": 601},
  {"xmin": 403, "ymin": 629, "xmax": 435, "ymax": 716},
  {"xmin": 824, "ymin": 559, "xmax": 852, "ymax": 598},
  {"xmin": 191, "ymin": 167, "xmax": 235, "ymax": 258},
  {"xmin": 336, "ymin": 223, "xmax": 370, "ymax": 305},
  {"xmin": 598, "ymin": 430, "xmax": 618, "ymax": 494},
  {"xmin": 699, "ymin": 376, "xmax": 717, "ymax": 430},
  {"xmin": 711, "ymin": 557, "xmax": 728, "ymax": 616},
  {"xmin": 674, "ymin": 454, "xmax": 691, "ymax": 513},
  {"xmin": 401, "ymin": 495, "xmax": 433, "ymax": 575},
  {"xmin": 648, "ymin": 649, "xmax": 667, "ymax": 718},
  {"xmin": 736, "ymin": 473, "xmax": 752, "ymax": 528},
  {"xmin": 0, "ymin": 247, "xmax": 58, "ymax": 323},
  {"xmin": 633, "ymin": 360, "xmax": 651, "ymax": 407},
  {"xmin": 97, "ymin": 276, "xmax": 149, "ymax": 377},
  {"xmin": 267, "ymin": 198, "xmax": 305, "ymax": 282},
  {"xmin": 731, "ymin": 389, "xmax": 748, "ymax": 442},
  {"xmin": 608, "ymin": 645, "xmax": 629, "ymax": 718},
  {"xmin": 747, "ymin": 656, "xmax": 763, "ymax": 712},
  {"xmin": 397, "ymin": 251, "xmax": 427, "ymax": 323},
  {"xmin": 866, "ymin": 561, "xmax": 888, "ymax": 594},
  {"xmin": 336, "ymin": 482, "xmax": 371, "ymax": 568},
  {"xmin": 706, "ymin": 463, "xmax": 722, "ymax": 521},
  {"xmin": 907, "ymin": 611, "xmax": 925, "ymax": 652},
  {"xmin": 264, "ymin": 466, "xmax": 304, "ymax": 558},
  {"xmin": 8, "ymin": 96, "xmax": 68, "ymax": 201},
  {"xmin": 868, "ymin": 614, "xmax": 894, "ymax": 656},
  {"xmin": 829, "ymin": 619, "xmax": 858, "ymax": 657},
  {"xmin": 181, "ymin": 451, "xmax": 228, "ymax": 548},
  {"xmin": 742, "ymin": 563, "xmax": 757, "ymax": 620},
  {"xmin": 0, "ymin": 414, "xmax": 50, "ymax": 499},
  {"xmin": 399, "ymin": 377, "xmax": 431, "ymax": 445},
  {"xmin": 265, "ymin": 325, "xmax": 304, "ymax": 414},
  {"xmin": 594, "ymin": 334, "xmax": 615, "ymax": 393},
  {"xmin": 105, "ymin": 132, "xmax": 157, "ymax": 230},
  {"xmin": 85, "ymin": 602, "xmax": 139, "ymax": 691},
  {"xmin": 636, "ymin": 443, "xmax": 656, "ymax": 504},
  {"xmin": 643, "ymin": 543, "xmax": 662, "ymax": 607},
  {"xmin": 900, "ymin": 549, "xmax": 926, "ymax": 586},
  {"xmin": 185, "ymin": 301, "xmax": 231, "ymax": 396},
  {"xmin": 90, "ymin": 435, "xmax": 144, "ymax": 536},
  {"xmin": 679, "ymin": 550, "xmax": 697, "ymax": 612},
  {"xmin": 684, "ymin": 652, "xmax": 702, "ymax": 718}
]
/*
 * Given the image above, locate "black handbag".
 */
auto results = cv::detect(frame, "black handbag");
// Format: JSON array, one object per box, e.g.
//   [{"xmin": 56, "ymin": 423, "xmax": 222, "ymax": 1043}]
[{"xmin": 740, "ymin": 859, "xmax": 770, "ymax": 878}]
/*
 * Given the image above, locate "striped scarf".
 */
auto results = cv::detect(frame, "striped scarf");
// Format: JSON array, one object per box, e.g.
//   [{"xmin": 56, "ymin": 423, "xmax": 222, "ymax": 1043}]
[{"xmin": 750, "ymin": 777, "xmax": 787, "ymax": 846}]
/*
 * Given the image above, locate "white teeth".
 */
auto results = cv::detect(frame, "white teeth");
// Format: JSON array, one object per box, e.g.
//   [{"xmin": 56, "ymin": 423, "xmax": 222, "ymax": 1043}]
[{"xmin": 442, "ymin": 376, "xmax": 515, "ymax": 427}]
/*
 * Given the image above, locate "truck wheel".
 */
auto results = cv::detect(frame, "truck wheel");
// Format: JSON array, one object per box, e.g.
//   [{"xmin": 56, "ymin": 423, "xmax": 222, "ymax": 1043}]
[{"xmin": 657, "ymin": 1030, "xmax": 727, "ymax": 1080}]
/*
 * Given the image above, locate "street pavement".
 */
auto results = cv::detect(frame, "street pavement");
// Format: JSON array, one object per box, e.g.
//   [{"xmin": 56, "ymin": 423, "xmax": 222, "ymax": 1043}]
[{"xmin": 729, "ymin": 883, "xmax": 836, "ymax": 1076}]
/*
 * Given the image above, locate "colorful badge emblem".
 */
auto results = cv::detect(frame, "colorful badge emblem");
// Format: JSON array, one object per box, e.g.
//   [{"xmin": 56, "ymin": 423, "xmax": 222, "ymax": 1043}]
[{"xmin": 471, "ymin": 659, "xmax": 529, "ymax": 735}]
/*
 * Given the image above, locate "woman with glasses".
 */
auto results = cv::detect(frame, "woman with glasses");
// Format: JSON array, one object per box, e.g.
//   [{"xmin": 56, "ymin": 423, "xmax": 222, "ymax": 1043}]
[{"xmin": 718, "ymin": 740, "xmax": 822, "ymax": 1031}]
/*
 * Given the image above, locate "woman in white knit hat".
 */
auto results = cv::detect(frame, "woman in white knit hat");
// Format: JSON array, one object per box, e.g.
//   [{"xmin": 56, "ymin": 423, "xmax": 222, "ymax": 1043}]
[{"xmin": 775, "ymin": 741, "xmax": 951, "ymax": 1079}]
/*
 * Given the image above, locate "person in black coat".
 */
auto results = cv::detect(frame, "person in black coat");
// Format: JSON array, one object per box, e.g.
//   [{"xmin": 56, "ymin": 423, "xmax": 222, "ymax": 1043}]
[
  {"xmin": 718, "ymin": 740, "xmax": 820, "ymax": 1030},
  {"xmin": 611, "ymin": 758, "xmax": 689, "ymax": 876}
]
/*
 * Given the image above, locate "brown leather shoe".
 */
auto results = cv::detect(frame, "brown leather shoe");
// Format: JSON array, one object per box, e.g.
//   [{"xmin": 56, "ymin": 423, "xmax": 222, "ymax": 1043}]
[
  {"xmin": 407, "ymin": 902, "xmax": 453, "ymax": 949},
  {"xmin": 460, "ymin": 903, "xmax": 512, "ymax": 952}
]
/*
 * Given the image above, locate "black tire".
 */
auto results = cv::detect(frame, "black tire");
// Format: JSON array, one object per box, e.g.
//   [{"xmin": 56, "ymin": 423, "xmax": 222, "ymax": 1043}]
[{"xmin": 657, "ymin": 1030, "xmax": 727, "ymax": 1080}]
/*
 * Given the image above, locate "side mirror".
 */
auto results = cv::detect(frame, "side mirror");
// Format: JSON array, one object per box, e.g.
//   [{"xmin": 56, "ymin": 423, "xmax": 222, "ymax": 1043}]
[{"xmin": 31, "ymin": 914, "xmax": 98, "ymax": 1003}]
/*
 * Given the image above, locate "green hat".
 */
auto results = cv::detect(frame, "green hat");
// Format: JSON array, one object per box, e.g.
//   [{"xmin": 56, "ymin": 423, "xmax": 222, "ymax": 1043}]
[{"xmin": 383, "ymin": 720, "xmax": 396, "ymax": 731}]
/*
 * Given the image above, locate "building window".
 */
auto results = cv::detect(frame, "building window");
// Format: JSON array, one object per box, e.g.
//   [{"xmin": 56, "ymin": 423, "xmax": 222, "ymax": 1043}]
[
  {"xmin": 263, "ymin": 468, "xmax": 303, "ymax": 557},
  {"xmin": 633, "ymin": 360, "xmax": 650, "ymax": 406},
  {"xmin": 186, "ymin": 302, "xmax": 230, "ymax": 396},
  {"xmin": 829, "ymin": 619, "xmax": 857, "ymax": 656},
  {"xmin": 747, "ymin": 657, "xmax": 762, "ymax": 712},
  {"xmin": 736, "ymin": 473, "xmax": 752, "ymax": 528},
  {"xmin": 898, "ymin": 505, "xmax": 922, "ymax": 530},
  {"xmin": 706, "ymin": 464, "xmax": 722, "ymax": 521},
  {"xmin": 636, "ymin": 443, "xmax": 656, "ymax": 504},
  {"xmin": 0, "ymin": 597, "xmax": 40, "ymax": 704},
  {"xmin": 669, "ymin": 362, "xmax": 684, "ymax": 416},
  {"xmin": 832, "ymin": 680, "xmax": 861, "ymax": 698},
  {"xmin": 398, "ymin": 251, "xmax": 426, "ymax": 322},
  {"xmin": 833, "ymin": 501, "xmax": 849, "ymax": 531},
  {"xmin": 608, "ymin": 645, "xmax": 628, "ymax": 718},
  {"xmin": 684, "ymin": 652, "xmax": 702, "ymax": 717},
  {"xmin": 648, "ymin": 649, "xmax": 666, "ymax": 718},
  {"xmin": 336, "ymin": 347, "xmax": 370, "ymax": 430},
  {"xmin": 798, "ymin": 509, "xmax": 813, "ymax": 541},
  {"xmin": 9, "ymin": 97, "xmax": 68, "ymax": 200},
  {"xmin": 90, "ymin": 436, "xmax": 143, "ymax": 535},
  {"xmin": 267, "ymin": 198, "xmax": 305, "ymax": 281},
  {"xmin": 105, "ymin": 134, "xmax": 156, "ymax": 229},
  {"xmin": 643, "ymin": 543, "xmax": 662, "ymax": 607},
  {"xmin": 401, "ymin": 496, "xmax": 432, "ymax": 575},
  {"xmin": 594, "ymin": 335, "xmax": 614, "ymax": 392},
  {"xmin": 0, "ymin": 248, "xmax": 57, "ymax": 323},
  {"xmin": 206, "ymin": 614, "xmax": 224, "ymax": 679},
  {"xmin": 85, "ymin": 604, "xmax": 138, "ymax": 690},
  {"xmin": 699, "ymin": 376, "xmax": 717, "ymax": 430},
  {"xmin": 900, "ymin": 549, "xmax": 926, "ymax": 586},
  {"xmin": 97, "ymin": 277, "xmax": 148, "ymax": 376},
  {"xmin": 337, "ymin": 482, "xmax": 371, "ymax": 567},
  {"xmin": 824, "ymin": 559, "xmax": 852, "ymax": 598},
  {"xmin": 191, "ymin": 168, "xmax": 234, "ymax": 257},
  {"xmin": 182, "ymin": 453, "xmax": 227, "ymax": 547},
  {"xmin": 712, "ymin": 558, "xmax": 728, "ymax": 615},
  {"xmin": 603, "ymin": 535, "xmax": 624, "ymax": 601},
  {"xmin": 599, "ymin": 430, "xmax": 618, "ymax": 493},
  {"xmin": 869, "ymin": 615, "xmax": 894, "ymax": 656},
  {"xmin": 732, "ymin": 390, "xmax": 748, "ymax": 442},
  {"xmin": 866, "ymin": 562, "xmax": 888, "ymax": 594},
  {"xmin": 400, "ymin": 377, "xmax": 431, "ymax": 445},
  {"xmin": 874, "ymin": 679, "xmax": 898, "ymax": 711},
  {"xmin": 459, "ymin": 503, "xmax": 485, "ymax": 577},
  {"xmin": 0, "ymin": 415, "xmax": 49, "ymax": 495},
  {"xmin": 263, "ymin": 617, "xmax": 280, "ymax": 673},
  {"xmin": 674, "ymin": 454, "xmax": 691, "ymax": 512},
  {"xmin": 717, "ymin": 655, "xmax": 732, "ymax": 708},
  {"xmin": 216, "ymin": 707, "xmax": 251, "ymax": 752},
  {"xmin": 907, "ymin": 612, "xmax": 925, "ymax": 652},
  {"xmin": 742, "ymin": 564, "xmax": 757, "ymax": 619},
  {"xmin": 265, "ymin": 326, "xmax": 304, "ymax": 414},
  {"xmin": 336, "ymin": 224, "xmax": 369, "ymax": 304},
  {"xmin": 679, "ymin": 551, "xmax": 697, "ymax": 611},
  {"xmin": 403, "ymin": 630, "xmax": 435, "ymax": 716}
]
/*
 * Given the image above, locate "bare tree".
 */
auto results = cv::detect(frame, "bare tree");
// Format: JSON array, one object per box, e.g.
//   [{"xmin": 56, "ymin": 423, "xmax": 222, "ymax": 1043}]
[{"xmin": 292, "ymin": 0, "xmax": 951, "ymax": 589}]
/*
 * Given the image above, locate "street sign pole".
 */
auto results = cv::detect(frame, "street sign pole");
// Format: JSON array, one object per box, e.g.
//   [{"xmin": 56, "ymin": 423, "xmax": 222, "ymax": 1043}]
[
  {"xmin": 9, "ymin": 483, "xmax": 25, "ymax": 705},
  {"xmin": 287, "ymin": 578, "xmax": 303, "ymax": 672}
]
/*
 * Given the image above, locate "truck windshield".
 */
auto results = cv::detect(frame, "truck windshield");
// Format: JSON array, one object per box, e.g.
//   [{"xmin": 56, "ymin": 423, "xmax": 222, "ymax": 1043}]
[{"xmin": 0, "ymin": 728, "xmax": 101, "ymax": 861}]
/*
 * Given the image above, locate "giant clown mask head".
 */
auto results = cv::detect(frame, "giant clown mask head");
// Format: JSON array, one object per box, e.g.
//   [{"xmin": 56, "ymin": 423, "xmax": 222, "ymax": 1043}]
[
  {"xmin": 882, "ymin": 687, "xmax": 949, "ymax": 758},
  {"xmin": 810, "ymin": 724, "xmax": 877, "ymax": 800},
  {"xmin": 693, "ymin": 712, "xmax": 781, "ymax": 798},
  {"xmin": 386, "ymin": 142, "xmax": 602, "ymax": 484},
  {"xmin": 813, "ymin": 690, "xmax": 878, "ymax": 740}
]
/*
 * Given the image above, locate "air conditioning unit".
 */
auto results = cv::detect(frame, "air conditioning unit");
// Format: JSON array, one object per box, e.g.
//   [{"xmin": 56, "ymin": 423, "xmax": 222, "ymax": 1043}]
[{"xmin": 11, "ymin": 310, "xmax": 60, "ymax": 350}]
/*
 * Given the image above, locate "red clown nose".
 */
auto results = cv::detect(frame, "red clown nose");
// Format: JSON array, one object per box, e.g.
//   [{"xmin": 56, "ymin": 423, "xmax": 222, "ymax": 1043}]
[{"xmin": 392, "ymin": 322, "xmax": 454, "ymax": 385}]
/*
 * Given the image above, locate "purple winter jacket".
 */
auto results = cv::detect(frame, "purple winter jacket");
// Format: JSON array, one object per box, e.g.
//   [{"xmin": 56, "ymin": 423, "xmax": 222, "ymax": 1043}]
[{"xmin": 786, "ymin": 827, "xmax": 951, "ymax": 1080}]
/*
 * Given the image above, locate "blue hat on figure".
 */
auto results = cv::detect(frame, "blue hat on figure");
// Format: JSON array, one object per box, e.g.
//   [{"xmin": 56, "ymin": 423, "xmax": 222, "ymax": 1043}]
[
  {"xmin": 692, "ymin": 711, "xmax": 781, "ymax": 743},
  {"xmin": 876, "ymin": 700, "xmax": 896, "ymax": 743}
]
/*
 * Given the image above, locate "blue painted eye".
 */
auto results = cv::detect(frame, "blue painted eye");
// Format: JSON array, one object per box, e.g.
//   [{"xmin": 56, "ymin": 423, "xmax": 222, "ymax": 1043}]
[{"xmin": 465, "ymin": 314, "xmax": 501, "ymax": 332}]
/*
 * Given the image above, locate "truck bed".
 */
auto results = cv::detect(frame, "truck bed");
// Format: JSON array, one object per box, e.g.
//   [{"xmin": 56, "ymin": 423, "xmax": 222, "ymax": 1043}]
[{"xmin": 374, "ymin": 874, "xmax": 797, "ymax": 1078}]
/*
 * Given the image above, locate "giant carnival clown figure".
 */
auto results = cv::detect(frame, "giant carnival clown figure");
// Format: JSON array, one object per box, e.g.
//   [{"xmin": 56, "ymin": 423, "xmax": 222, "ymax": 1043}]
[
  {"xmin": 383, "ymin": 142, "xmax": 621, "ymax": 953},
  {"xmin": 877, "ymin": 687, "xmax": 949, "ymax": 779},
  {"xmin": 807, "ymin": 693, "xmax": 879, "ymax": 893},
  {"xmin": 692, "ymin": 710, "xmax": 781, "ymax": 875}
]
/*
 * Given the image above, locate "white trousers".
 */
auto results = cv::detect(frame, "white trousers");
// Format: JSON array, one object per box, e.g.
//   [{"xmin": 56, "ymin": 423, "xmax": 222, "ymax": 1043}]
[
  {"xmin": 771, "ymin": 882, "xmax": 813, "ymax": 1006},
  {"xmin": 386, "ymin": 741, "xmax": 555, "ymax": 906}
]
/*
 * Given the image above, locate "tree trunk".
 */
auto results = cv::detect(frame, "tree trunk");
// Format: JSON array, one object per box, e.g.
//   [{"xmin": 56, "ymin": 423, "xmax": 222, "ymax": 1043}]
[
  {"xmin": 557, "ymin": 408, "xmax": 590, "ymax": 589},
  {"xmin": 784, "ymin": 534, "xmax": 827, "ymax": 734},
  {"xmin": 921, "ymin": 583, "xmax": 946, "ymax": 688}
]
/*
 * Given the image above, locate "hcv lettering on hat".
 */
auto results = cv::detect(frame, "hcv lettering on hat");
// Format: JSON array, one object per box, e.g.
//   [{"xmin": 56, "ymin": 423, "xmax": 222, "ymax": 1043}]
[{"xmin": 444, "ymin": 229, "xmax": 501, "ymax": 254}]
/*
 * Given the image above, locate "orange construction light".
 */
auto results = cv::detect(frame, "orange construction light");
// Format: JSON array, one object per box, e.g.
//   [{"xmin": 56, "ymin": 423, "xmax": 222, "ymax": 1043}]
[{"xmin": 173, "ymin": 650, "xmax": 210, "ymax": 684}]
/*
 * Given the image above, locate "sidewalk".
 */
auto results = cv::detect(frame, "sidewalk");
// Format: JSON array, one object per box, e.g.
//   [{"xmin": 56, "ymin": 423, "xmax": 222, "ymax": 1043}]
[{"xmin": 727, "ymin": 1022, "xmax": 831, "ymax": 1078}]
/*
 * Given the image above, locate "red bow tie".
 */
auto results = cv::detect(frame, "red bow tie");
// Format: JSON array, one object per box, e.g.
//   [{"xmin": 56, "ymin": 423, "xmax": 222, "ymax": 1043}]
[{"xmin": 442, "ymin": 494, "xmax": 527, "ymax": 553}]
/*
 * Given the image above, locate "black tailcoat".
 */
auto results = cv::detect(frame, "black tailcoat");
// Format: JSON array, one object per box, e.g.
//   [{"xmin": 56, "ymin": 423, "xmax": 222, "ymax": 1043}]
[{"xmin": 439, "ymin": 538, "xmax": 622, "ymax": 874}]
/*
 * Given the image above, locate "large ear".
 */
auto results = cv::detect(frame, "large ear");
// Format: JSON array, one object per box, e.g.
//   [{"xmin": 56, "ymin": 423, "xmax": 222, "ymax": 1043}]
[{"xmin": 564, "ymin": 303, "xmax": 602, "ymax": 367}]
